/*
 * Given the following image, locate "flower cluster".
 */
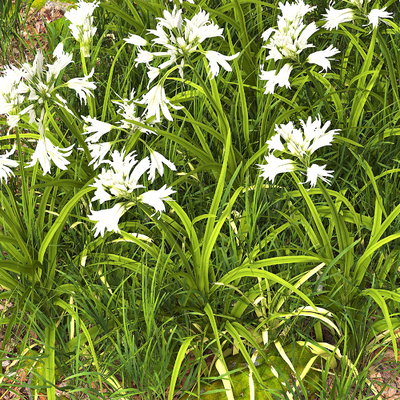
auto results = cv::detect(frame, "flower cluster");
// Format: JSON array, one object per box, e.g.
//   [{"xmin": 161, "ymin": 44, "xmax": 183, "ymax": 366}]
[
  {"xmin": 124, "ymin": 6, "xmax": 239, "ymax": 121},
  {"xmin": 28, "ymin": 116, "xmax": 75, "ymax": 175},
  {"xmin": 78, "ymin": 89, "xmax": 157, "ymax": 168},
  {"xmin": 322, "ymin": 1, "xmax": 393, "ymax": 31},
  {"xmin": 258, "ymin": 116, "xmax": 338, "ymax": 188},
  {"xmin": 0, "ymin": 43, "xmax": 96, "ymax": 175},
  {"xmin": 89, "ymin": 149, "xmax": 176, "ymax": 237},
  {"xmin": 112, "ymin": 90, "xmax": 155, "ymax": 135},
  {"xmin": 65, "ymin": 0, "xmax": 99, "ymax": 57},
  {"xmin": 260, "ymin": 0, "xmax": 340, "ymax": 94}
]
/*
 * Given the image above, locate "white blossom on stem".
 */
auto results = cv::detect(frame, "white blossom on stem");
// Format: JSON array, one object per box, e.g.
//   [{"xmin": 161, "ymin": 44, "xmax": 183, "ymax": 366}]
[
  {"xmin": 257, "ymin": 153, "xmax": 297, "ymax": 183},
  {"xmin": 88, "ymin": 203, "xmax": 126, "ymax": 237},
  {"xmin": 140, "ymin": 184, "xmax": 176, "ymax": 218},
  {"xmin": 65, "ymin": 0, "xmax": 99, "ymax": 57},
  {"xmin": 307, "ymin": 45, "xmax": 340, "ymax": 72},
  {"xmin": 81, "ymin": 115, "xmax": 114, "ymax": 143},
  {"xmin": 88, "ymin": 142, "xmax": 112, "ymax": 168},
  {"xmin": 148, "ymin": 150, "xmax": 176, "ymax": 183},
  {"xmin": 140, "ymin": 83, "xmax": 182, "ymax": 122},
  {"xmin": 47, "ymin": 43, "xmax": 74, "ymax": 83},
  {"xmin": 28, "ymin": 135, "xmax": 74, "ymax": 175},
  {"xmin": 259, "ymin": 63, "xmax": 293, "ymax": 94},
  {"xmin": 322, "ymin": 6, "xmax": 354, "ymax": 30},
  {"xmin": 0, "ymin": 144, "xmax": 18, "ymax": 184},
  {"xmin": 65, "ymin": 68, "xmax": 96, "ymax": 104},
  {"xmin": 204, "ymin": 51, "xmax": 240, "ymax": 79},
  {"xmin": 365, "ymin": 8, "xmax": 392, "ymax": 30},
  {"xmin": 124, "ymin": 34, "xmax": 148, "ymax": 48},
  {"xmin": 305, "ymin": 164, "xmax": 334, "ymax": 187}
]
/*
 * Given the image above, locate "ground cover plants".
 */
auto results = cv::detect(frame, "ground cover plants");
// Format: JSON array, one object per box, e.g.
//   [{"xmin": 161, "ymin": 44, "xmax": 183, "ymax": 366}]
[{"xmin": 1, "ymin": 0, "xmax": 400, "ymax": 398}]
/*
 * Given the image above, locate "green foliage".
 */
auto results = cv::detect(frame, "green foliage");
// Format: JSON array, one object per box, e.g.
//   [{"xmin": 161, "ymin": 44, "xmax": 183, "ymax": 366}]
[{"xmin": 1, "ymin": 0, "xmax": 400, "ymax": 399}]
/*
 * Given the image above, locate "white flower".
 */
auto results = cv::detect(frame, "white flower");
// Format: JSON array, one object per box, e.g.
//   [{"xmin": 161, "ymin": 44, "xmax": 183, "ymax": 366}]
[
  {"xmin": 296, "ymin": 22, "xmax": 318, "ymax": 51},
  {"xmin": 322, "ymin": 6, "xmax": 354, "ymax": 30},
  {"xmin": 124, "ymin": 34, "xmax": 148, "ymax": 47},
  {"xmin": 81, "ymin": 115, "xmax": 114, "ymax": 143},
  {"xmin": 148, "ymin": 150, "xmax": 176, "ymax": 183},
  {"xmin": 366, "ymin": 8, "xmax": 392, "ymax": 30},
  {"xmin": 185, "ymin": 10, "xmax": 224, "ymax": 44},
  {"xmin": 147, "ymin": 66, "xmax": 160, "ymax": 87},
  {"xmin": 0, "ymin": 65, "xmax": 24, "ymax": 115},
  {"xmin": 28, "ymin": 136, "xmax": 74, "ymax": 175},
  {"xmin": 66, "ymin": 68, "xmax": 96, "ymax": 104},
  {"xmin": 148, "ymin": 24, "xmax": 171, "ymax": 46},
  {"xmin": 259, "ymin": 63, "xmax": 293, "ymax": 94},
  {"xmin": 140, "ymin": 184, "xmax": 176, "ymax": 218},
  {"xmin": 7, "ymin": 115, "xmax": 21, "ymax": 133},
  {"xmin": 135, "ymin": 50, "xmax": 155, "ymax": 66},
  {"xmin": 127, "ymin": 157, "xmax": 151, "ymax": 190},
  {"xmin": 278, "ymin": 0, "xmax": 316, "ymax": 25},
  {"xmin": 141, "ymin": 83, "xmax": 182, "ymax": 122},
  {"xmin": 47, "ymin": 43, "xmax": 73, "ymax": 83},
  {"xmin": 157, "ymin": 6, "xmax": 183, "ymax": 31},
  {"xmin": 91, "ymin": 151, "xmax": 150, "ymax": 202},
  {"xmin": 257, "ymin": 153, "xmax": 296, "ymax": 183},
  {"xmin": 307, "ymin": 45, "xmax": 340, "ymax": 72},
  {"xmin": 266, "ymin": 134, "xmax": 284, "ymax": 152},
  {"xmin": 23, "ymin": 51, "xmax": 44, "ymax": 80},
  {"xmin": 88, "ymin": 142, "xmax": 111, "ymax": 168},
  {"xmin": 262, "ymin": 14, "xmax": 318, "ymax": 62},
  {"xmin": 19, "ymin": 104, "xmax": 36, "ymax": 124},
  {"xmin": 0, "ymin": 144, "xmax": 18, "ymax": 184},
  {"xmin": 275, "ymin": 121, "xmax": 295, "ymax": 141},
  {"xmin": 305, "ymin": 164, "xmax": 334, "ymax": 187},
  {"xmin": 300, "ymin": 116, "xmax": 339, "ymax": 145},
  {"xmin": 65, "ymin": 0, "xmax": 99, "ymax": 57},
  {"xmin": 204, "ymin": 51, "xmax": 239, "ymax": 79},
  {"xmin": 113, "ymin": 91, "xmax": 155, "ymax": 134},
  {"xmin": 88, "ymin": 203, "xmax": 125, "ymax": 237}
]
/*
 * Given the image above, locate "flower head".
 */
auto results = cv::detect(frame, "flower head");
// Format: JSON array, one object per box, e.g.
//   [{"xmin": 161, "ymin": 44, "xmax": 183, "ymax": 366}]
[
  {"xmin": 257, "ymin": 153, "xmax": 296, "ymax": 183},
  {"xmin": 205, "ymin": 51, "xmax": 239, "ymax": 79},
  {"xmin": 307, "ymin": 45, "xmax": 340, "ymax": 72},
  {"xmin": 125, "ymin": 7, "xmax": 228, "ymax": 82},
  {"xmin": 322, "ymin": 6, "xmax": 354, "ymax": 30},
  {"xmin": 81, "ymin": 115, "xmax": 114, "ymax": 143},
  {"xmin": 0, "ymin": 144, "xmax": 18, "ymax": 184},
  {"xmin": 148, "ymin": 150, "xmax": 176, "ymax": 183},
  {"xmin": 139, "ymin": 184, "xmax": 176, "ymax": 218},
  {"xmin": 366, "ymin": 8, "xmax": 392, "ymax": 30},
  {"xmin": 28, "ymin": 135, "xmax": 74, "ymax": 175},
  {"xmin": 65, "ymin": 0, "xmax": 99, "ymax": 57},
  {"xmin": 140, "ymin": 83, "xmax": 182, "ymax": 122},
  {"xmin": 91, "ymin": 150, "xmax": 150, "ymax": 203},
  {"xmin": 66, "ymin": 68, "xmax": 96, "ymax": 104},
  {"xmin": 305, "ymin": 164, "xmax": 334, "ymax": 187},
  {"xmin": 88, "ymin": 203, "xmax": 126, "ymax": 237}
]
